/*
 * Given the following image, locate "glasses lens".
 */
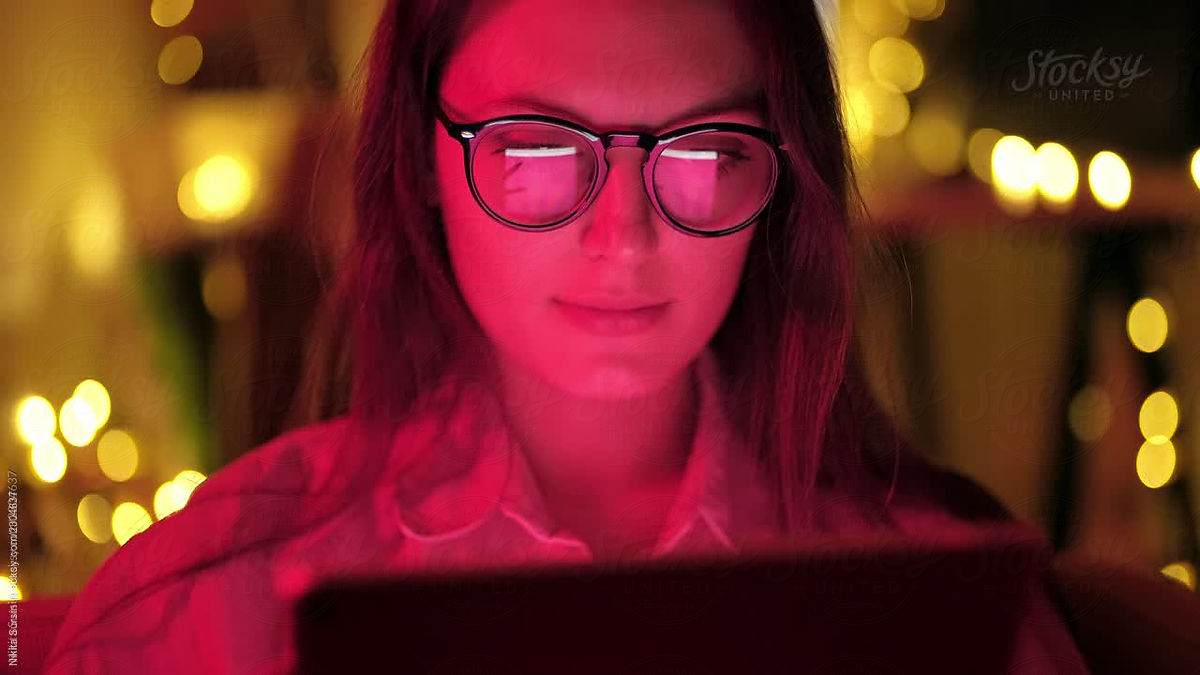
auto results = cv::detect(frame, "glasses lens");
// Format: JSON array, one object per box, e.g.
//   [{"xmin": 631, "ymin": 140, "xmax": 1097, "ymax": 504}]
[
  {"xmin": 653, "ymin": 131, "xmax": 775, "ymax": 233},
  {"xmin": 472, "ymin": 122, "xmax": 597, "ymax": 227}
]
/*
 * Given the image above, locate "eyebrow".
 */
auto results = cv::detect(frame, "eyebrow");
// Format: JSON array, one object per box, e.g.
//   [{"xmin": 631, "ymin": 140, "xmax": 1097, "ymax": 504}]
[{"xmin": 453, "ymin": 88, "xmax": 768, "ymax": 134}]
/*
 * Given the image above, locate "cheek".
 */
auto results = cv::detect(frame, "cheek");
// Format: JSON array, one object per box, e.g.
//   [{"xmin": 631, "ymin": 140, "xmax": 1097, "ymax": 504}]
[
  {"xmin": 435, "ymin": 140, "xmax": 561, "ymax": 329},
  {"xmin": 674, "ymin": 235, "xmax": 753, "ymax": 325}
]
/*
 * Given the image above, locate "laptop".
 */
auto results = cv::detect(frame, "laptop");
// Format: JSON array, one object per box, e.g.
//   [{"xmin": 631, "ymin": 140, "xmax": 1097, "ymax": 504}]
[{"xmin": 294, "ymin": 523, "xmax": 1047, "ymax": 674}]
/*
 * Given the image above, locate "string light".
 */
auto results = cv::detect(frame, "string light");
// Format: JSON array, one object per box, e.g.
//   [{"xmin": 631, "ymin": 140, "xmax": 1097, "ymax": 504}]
[
  {"xmin": 30, "ymin": 438, "xmax": 67, "ymax": 483},
  {"xmin": 14, "ymin": 396, "xmax": 56, "ymax": 445},
  {"xmin": 1088, "ymin": 151, "xmax": 1131, "ymax": 210},
  {"xmin": 158, "ymin": 35, "xmax": 203, "ymax": 85},
  {"xmin": 97, "ymin": 429, "xmax": 139, "ymax": 482},
  {"xmin": 112, "ymin": 502, "xmax": 153, "ymax": 546},
  {"xmin": 1126, "ymin": 298, "xmax": 1169, "ymax": 353},
  {"xmin": 1034, "ymin": 142, "xmax": 1078, "ymax": 208},
  {"xmin": 150, "ymin": 0, "xmax": 194, "ymax": 28},
  {"xmin": 77, "ymin": 495, "xmax": 113, "ymax": 544},
  {"xmin": 59, "ymin": 396, "xmax": 99, "ymax": 447}
]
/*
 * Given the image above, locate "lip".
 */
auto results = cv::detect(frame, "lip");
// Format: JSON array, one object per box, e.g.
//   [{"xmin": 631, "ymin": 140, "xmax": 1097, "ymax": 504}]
[{"xmin": 552, "ymin": 299, "xmax": 671, "ymax": 336}]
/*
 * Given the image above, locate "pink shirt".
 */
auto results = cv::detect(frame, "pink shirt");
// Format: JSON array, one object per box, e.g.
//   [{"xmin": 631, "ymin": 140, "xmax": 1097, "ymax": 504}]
[{"xmin": 45, "ymin": 347, "xmax": 1089, "ymax": 673}]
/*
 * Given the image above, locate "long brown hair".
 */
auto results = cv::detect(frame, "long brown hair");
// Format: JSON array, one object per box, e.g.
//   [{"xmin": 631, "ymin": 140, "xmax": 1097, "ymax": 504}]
[{"xmin": 291, "ymin": 0, "xmax": 1016, "ymax": 539}]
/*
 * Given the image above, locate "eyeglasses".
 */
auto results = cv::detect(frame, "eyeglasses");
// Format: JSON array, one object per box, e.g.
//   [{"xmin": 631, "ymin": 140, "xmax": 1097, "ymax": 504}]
[{"xmin": 434, "ymin": 104, "xmax": 790, "ymax": 238}]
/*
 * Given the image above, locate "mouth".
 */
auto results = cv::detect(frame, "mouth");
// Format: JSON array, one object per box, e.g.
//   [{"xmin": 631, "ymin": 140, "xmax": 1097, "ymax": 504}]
[{"xmin": 550, "ymin": 299, "xmax": 672, "ymax": 336}]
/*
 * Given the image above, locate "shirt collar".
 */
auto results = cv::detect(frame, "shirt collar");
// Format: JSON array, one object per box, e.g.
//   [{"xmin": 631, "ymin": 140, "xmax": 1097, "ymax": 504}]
[{"xmin": 386, "ymin": 346, "xmax": 766, "ymax": 559}]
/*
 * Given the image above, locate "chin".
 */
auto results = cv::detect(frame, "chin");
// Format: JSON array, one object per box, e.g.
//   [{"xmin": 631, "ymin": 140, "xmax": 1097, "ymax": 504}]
[{"xmin": 537, "ymin": 358, "xmax": 679, "ymax": 401}]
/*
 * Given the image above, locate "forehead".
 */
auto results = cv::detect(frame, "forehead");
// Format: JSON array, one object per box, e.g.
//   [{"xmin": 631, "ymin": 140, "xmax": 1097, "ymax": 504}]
[{"xmin": 440, "ymin": 0, "xmax": 765, "ymax": 131}]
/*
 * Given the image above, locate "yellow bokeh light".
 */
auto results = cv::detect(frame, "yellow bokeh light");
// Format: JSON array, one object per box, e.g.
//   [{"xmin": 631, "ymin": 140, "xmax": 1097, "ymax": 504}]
[
  {"xmin": 1088, "ymin": 151, "xmax": 1131, "ymax": 210},
  {"xmin": 991, "ymin": 135, "xmax": 1037, "ymax": 215},
  {"xmin": 151, "ymin": 0, "xmax": 194, "ymax": 28},
  {"xmin": 112, "ymin": 502, "xmax": 153, "ymax": 546},
  {"xmin": 1161, "ymin": 562, "xmax": 1197, "ymax": 591},
  {"xmin": 967, "ymin": 128, "xmax": 1004, "ymax": 183},
  {"xmin": 992, "ymin": 135, "xmax": 1037, "ymax": 195},
  {"xmin": 905, "ymin": 105, "xmax": 964, "ymax": 176},
  {"xmin": 73, "ymin": 380, "xmax": 111, "ymax": 429},
  {"xmin": 1, "ymin": 577, "xmax": 21, "ymax": 602},
  {"xmin": 15, "ymin": 395, "xmax": 56, "ymax": 445},
  {"xmin": 184, "ymin": 155, "xmax": 257, "ymax": 224},
  {"xmin": 852, "ymin": 0, "xmax": 909, "ymax": 36},
  {"xmin": 69, "ymin": 174, "xmax": 125, "ymax": 282},
  {"xmin": 1034, "ymin": 142, "xmax": 1078, "ymax": 207},
  {"xmin": 842, "ymin": 87, "xmax": 875, "ymax": 157},
  {"xmin": 892, "ymin": 0, "xmax": 945, "ymax": 21},
  {"xmin": 158, "ymin": 35, "xmax": 203, "ymax": 85},
  {"xmin": 860, "ymin": 81, "xmax": 910, "ymax": 137},
  {"xmin": 1067, "ymin": 386, "xmax": 1112, "ymax": 443},
  {"xmin": 31, "ymin": 438, "xmax": 67, "ymax": 483},
  {"xmin": 175, "ymin": 469, "xmax": 207, "ymax": 494},
  {"xmin": 1139, "ymin": 391, "xmax": 1179, "ymax": 443},
  {"xmin": 1126, "ymin": 297, "xmax": 1168, "ymax": 353},
  {"xmin": 868, "ymin": 37, "xmax": 925, "ymax": 94},
  {"xmin": 154, "ymin": 480, "xmax": 190, "ymax": 520},
  {"xmin": 59, "ymin": 396, "xmax": 99, "ymax": 447},
  {"xmin": 202, "ymin": 253, "xmax": 249, "ymax": 320},
  {"xmin": 97, "ymin": 429, "xmax": 138, "ymax": 482},
  {"xmin": 1191, "ymin": 148, "xmax": 1200, "ymax": 191},
  {"xmin": 77, "ymin": 494, "xmax": 113, "ymax": 543},
  {"xmin": 1136, "ymin": 438, "xmax": 1175, "ymax": 489}
]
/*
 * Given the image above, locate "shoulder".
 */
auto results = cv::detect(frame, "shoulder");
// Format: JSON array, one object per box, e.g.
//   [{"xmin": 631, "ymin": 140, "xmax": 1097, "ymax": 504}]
[{"xmin": 45, "ymin": 416, "xmax": 358, "ymax": 672}]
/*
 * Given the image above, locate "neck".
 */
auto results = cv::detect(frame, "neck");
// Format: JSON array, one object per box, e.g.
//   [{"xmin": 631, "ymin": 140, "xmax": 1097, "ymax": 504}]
[{"xmin": 487, "ymin": 350, "xmax": 700, "ymax": 506}]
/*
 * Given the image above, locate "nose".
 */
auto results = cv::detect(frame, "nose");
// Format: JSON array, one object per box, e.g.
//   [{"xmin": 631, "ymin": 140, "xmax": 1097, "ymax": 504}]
[{"xmin": 578, "ymin": 145, "xmax": 658, "ymax": 259}]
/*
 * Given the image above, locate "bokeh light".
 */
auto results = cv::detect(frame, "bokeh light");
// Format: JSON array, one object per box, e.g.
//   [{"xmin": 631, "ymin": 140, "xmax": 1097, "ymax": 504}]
[
  {"xmin": 175, "ymin": 469, "xmax": 207, "ymax": 493},
  {"xmin": 158, "ymin": 35, "xmax": 203, "ymax": 85},
  {"xmin": 906, "ymin": 105, "xmax": 965, "ymax": 176},
  {"xmin": 852, "ymin": 0, "xmax": 909, "ymax": 36},
  {"xmin": 73, "ymin": 380, "xmax": 111, "ymax": 429},
  {"xmin": 112, "ymin": 502, "xmax": 153, "ymax": 546},
  {"xmin": 31, "ymin": 438, "xmax": 67, "ymax": 483},
  {"xmin": 1191, "ymin": 148, "xmax": 1200, "ymax": 191},
  {"xmin": 991, "ymin": 135, "xmax": 1037, "ymax": 214},
  {"xmin": 891, "ymin": 0, "xmax": 945, "ymax": 21},
  {"xmin": 1088, "ymin": 150, "xmax": 1131, "ymax": 210},
  {"xmin": 860, "ymin": 81, "xmax": 910, "ymax": 137},
  {"xmin": 77, "ymin": 494, "xmax": 113, "ymax": 544},
  {"xmin": 1138, "ymin": 391, "xmax": 1179, "ymax": 443},
  {"xmin": 1126, "ymin": 297, "xmax": 1169, "ymax": 353},
  {"xmin": 97, "ymin": 429, "xmax": 138, "ymax": 482},
  {"xmin": 967, "ymin": 128, "xmax": 1004, "ymax": 183},
  {"xmin": 151, "ymin": 0, "xmax": 194, "ymax": 28},
  {"xmin": 1034, "ymin": 142, "xmax": 1078, "ymax": 207},
  {"xmin": 1, "ymin": 577, "xmax": 21, "ymax": 602},
  {"xmin": 1161, "ymin": 562, "xmax": 1197, "ymax": 591},
  {"xmin": 868, "ymin": 37, "xmax": 924, "ymax": 93},
  {"xmin": 1067, "ymin": 386, "xmax": 1112, "ymax": 443},
  {"xmin": 154, "ymin": 480, "xmax": 190, "ymax": 520},
  {"xmin": 68, "ymin": 174, "xmax": 125, "ymax": 282},
  {"xmin": 842, "ymin": 87, "xmax": 875, "ymax": 157},
  {"xmin": 992, "ymin": 135, "xmax": 1037, "ymax": 195},
  {"xmin": 59, "ymin": 396, "xmax": 99, "ymax": 447},
  {"xmin": 15, "ymin": 396, "xmax": 56, "ymax": 445},
  {"xmin": 180, "ymin": 155, "xmax": 257, "ymax": 225},
  {"xmin": 1136, "ymin": 438, "xmax": 1176, "ymax": 489}
]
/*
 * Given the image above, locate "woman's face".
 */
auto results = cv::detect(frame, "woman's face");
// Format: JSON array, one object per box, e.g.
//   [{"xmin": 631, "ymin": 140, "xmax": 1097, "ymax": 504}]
[{"xmin": 434, "ymin": 0, "xmax": 764, "ymax": 400}]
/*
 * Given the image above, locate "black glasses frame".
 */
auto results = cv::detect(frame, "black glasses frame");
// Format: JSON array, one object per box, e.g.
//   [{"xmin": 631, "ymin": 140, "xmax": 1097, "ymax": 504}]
[{"xmin": 434, "ymin": 105, "xmax": 791, "ymax": 238}]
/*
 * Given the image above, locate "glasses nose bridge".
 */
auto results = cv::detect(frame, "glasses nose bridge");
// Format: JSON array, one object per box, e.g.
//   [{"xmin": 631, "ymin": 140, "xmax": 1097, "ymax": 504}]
[
  {"xmin": 596, "ymin": 132, "xmax": 655, "ymax": 191},
  {"xmin": 600, "ymin": 132, "xmax": 656, "ymax": 153}
]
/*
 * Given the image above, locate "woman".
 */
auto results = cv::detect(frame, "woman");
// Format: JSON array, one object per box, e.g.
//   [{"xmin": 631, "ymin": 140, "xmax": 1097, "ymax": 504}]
[{"xmin": 45, "ymin": 0, "xmax": 1090, "ymax": 672}]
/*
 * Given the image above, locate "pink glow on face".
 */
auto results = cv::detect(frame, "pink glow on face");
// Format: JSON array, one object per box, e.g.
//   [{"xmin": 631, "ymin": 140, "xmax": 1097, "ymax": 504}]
[{"xmin": 435, "ymin": 0, "xmax": 765, "ymax": 399}]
